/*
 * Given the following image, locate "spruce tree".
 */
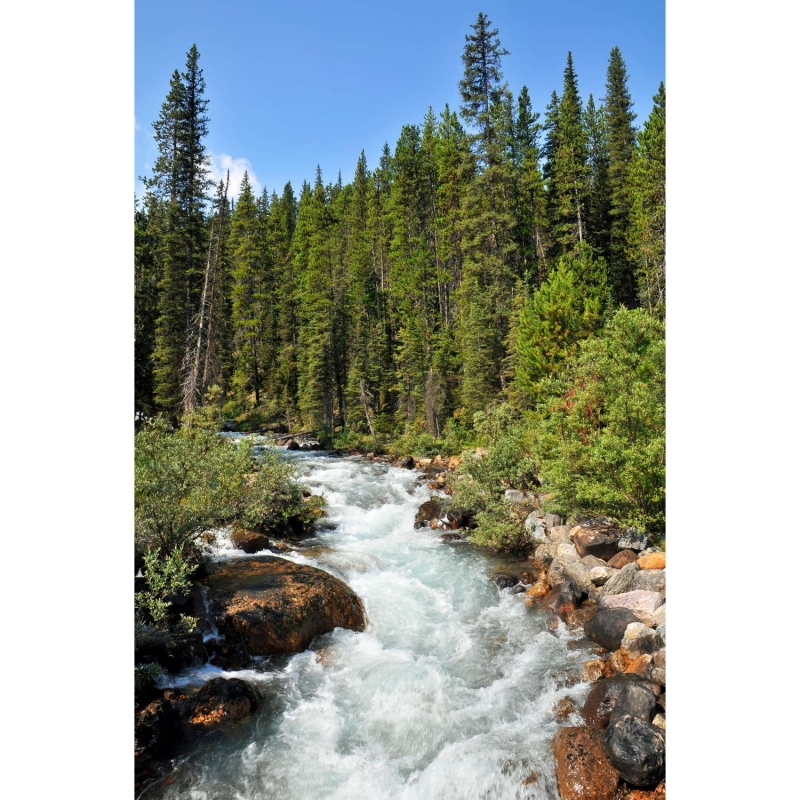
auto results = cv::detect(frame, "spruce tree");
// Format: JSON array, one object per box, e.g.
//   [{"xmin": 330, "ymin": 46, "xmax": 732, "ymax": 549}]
[
  {"xmin": 146, "ymin": 45, "xmax": 212, "ymax": 414},
  {"xmin": 229, "ymin": 172, "xmax": 266, "ymax": 409},
  {"xmin": 584, "ymin": 93, "xmax": 611, "ymax": 260},
  {"xmin": 603, "ymin": 46, "xmax": 637, "ymax": 306},
  {"xmin": 545, "ymin": 53, "xmax": 590, "ymax": 256},
  {"xmin": 628, "ymin": 83, "xmax": 666, "ymax": 318}
]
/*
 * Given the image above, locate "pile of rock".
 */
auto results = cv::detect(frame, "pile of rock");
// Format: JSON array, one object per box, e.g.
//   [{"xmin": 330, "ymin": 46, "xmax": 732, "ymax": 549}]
[{"xmin": 526, "ymin": 517, "xmax": 666, "ymax": 797}]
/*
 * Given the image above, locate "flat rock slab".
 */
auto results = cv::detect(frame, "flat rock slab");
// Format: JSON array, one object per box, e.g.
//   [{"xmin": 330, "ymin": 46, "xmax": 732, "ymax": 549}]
[
  {"xmin": 599, "ymin": 590, "xmax": 664, "ymax": 627},
  {"xmin": 203, "ymin": 556, "xmax": 366, "ymax": 656}
]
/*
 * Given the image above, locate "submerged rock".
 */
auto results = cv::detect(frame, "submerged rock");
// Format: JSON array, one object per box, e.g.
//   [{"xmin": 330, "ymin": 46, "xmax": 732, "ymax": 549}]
[
  {"xmin": 203, "ymin": 556, "xmax": 366, "ymax": 656},
  {"xmin": 394, "ymin": 456, "xmax": 414, "ymax": 469},
  {"xmin": 552, "ymin": 727, "xmax": 620, "ymax": 800},
  {"xmin": 540, "ymin": 581, "xmax": 580, "ymax": 615},
  {"xmin": 135, "ymin": 630, "xmax": 204, "ymax": 673}
]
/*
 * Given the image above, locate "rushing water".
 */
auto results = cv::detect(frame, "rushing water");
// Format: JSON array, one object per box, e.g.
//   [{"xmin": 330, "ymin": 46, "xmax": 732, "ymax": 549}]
[{"xmin": 148, "ymin": 448, "xmax": 594, "ymax": 800}]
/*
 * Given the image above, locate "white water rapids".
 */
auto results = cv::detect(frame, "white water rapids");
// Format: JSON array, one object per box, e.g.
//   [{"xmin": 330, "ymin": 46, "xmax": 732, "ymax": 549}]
[{"xmin": 149, "ymin": 448, "xmax": 595, "ymax": 799}]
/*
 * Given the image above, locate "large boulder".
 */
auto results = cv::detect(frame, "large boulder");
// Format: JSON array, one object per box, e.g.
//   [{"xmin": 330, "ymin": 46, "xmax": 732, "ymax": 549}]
[
  {"xmin": 584, "ymin": 608, "xmax": 641, "ymax": 652},
  {"xmin": 187, "ymin": 677, "xmax": 261, "ymax": 729},
  {"xmin": 603, "ymin": 715, "xmax": 666, "ymax": 787},
  {"xmin": 598, "ymin": 590, "xmax": 664, "ymax": 627},
  {"xmin": 633, "ymin": 569, "xmax": 666, "ymax": 596},
  {"xmin": 617, "ymin": 528, "xmax": 652, "ymax": 552},
  {"xmin": 231, "ymin": 528, "xmax": 271, "ymax": 554},
  {"xmin": 547, "ymin": 544, "xmax": 593, "ymax": 595},
  {"xmin": 620, "ymin": 623, "xmax": 664, "ymax": 660},
  {"xmin": 582, "ymin": 674, "xmax": 661, "ymax": 729},
  {"xmin": 202, "ymin": 556, "xmax": 366, "ymax": 655},
  {"xmin": 601, "ymin": 562, "xmax": 640, "ymax": 597},
  {"xmin": 491, "ymin": 571, "xmax": 517, "ymax": 590},
  {"xmin": 552, "ymin": 727, "xmax": 620, "ymax": 800},
  {"xmin": 573, "ymin": 525, "xmax": 622, "ymax": 560}
]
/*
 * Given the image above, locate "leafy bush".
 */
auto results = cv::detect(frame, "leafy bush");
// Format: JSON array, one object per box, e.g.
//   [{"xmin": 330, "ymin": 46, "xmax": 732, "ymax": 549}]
[
  {"xmin": 135, "ymin": 549, "xmax": 197, "ymax": 632},
  {"xmin": 535, "ymin": 309, "xmax": 665, "ymax": 532},
  {"xmin": 134, "ymin": 419, "xmax": 322, "ymax": 556}
]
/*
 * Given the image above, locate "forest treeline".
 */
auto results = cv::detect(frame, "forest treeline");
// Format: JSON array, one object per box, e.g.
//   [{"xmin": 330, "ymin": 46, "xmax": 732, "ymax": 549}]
[{"xmin": 135, "ymin": 13, "xmax": 665, "ymax": 441}]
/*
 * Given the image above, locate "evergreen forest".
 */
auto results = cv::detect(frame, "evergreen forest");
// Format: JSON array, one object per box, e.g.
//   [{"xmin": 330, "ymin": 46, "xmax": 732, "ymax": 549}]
[{"xmin": 135, "ymin": 13, "xmax": 666, "ymax": 539}]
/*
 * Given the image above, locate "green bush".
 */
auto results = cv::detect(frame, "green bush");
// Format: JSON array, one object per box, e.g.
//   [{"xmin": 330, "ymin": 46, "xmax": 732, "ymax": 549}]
[
  {"xmin": 134, "ymin": 419, "xmax": 323, "ymax": 555},
  {"xmin": 536, "ymin": 308, "xmax": 665, "ymax": 532}
]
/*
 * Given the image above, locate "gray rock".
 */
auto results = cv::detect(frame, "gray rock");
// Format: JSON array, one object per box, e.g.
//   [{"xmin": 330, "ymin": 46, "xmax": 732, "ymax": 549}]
[
  {"xmin": 608, "ymin": 682, "xmax": 657, "ymax": 727},
  {"xmin": 532, "ymin": 541, "xmax": 558, "ymax": 568},
  {"xmin": 582, "ymin": 554, "xmax": 608, "ymax": 570},
  {"xmin": 548, "ymin": 525, "xmax": 572, "ymax": 545},
  {"xmin": 648, "ymin": 663, "xmax": 667, "ymax": 686},
  {"xmin": 603, "ymin": 714, "xmax": 666, "ymax": 787},
  {"xmin": 589, "ymin": 565, "xmax": 618, "ymax": 586},
  {"xmin": 547, "ymin": 544, "xmax": 593, "ymax": 595},
  {"xmin": 600, "ymin": 562, "xmax": 640, "ymax": 596},
  {"xmin": 544, "ymin": 512, "xmax": 564, "ymax": 530},
  {"xmin": 524, "ymin": 511, "xmax": 547, "ymax": 544},
  {"xmin": 653, "ymin": 604, "xmax": 666, "ymax": 626},
  {"xmin": 620, "ymin": 622, "xmax": 664, "ymax": 658},
  {"xmin": 656, "ymin": 622, "xmax": 666, "ymax": 645},
  {"xmin": 617, "ymin": 528, "xmax": 652, "ymax": 552},
  {"xmin": 639, "ymin": 546, "xmax": 663, "ymax": 556},
  {"xmin": 504, "ymin": 489, "xmax": 533, "ymax": 505},
  {"xmin": 598, "ymin": 590, "xmax": 664, "ymax": 627},
  {"xmin": 633, "ymin": 568, "xmax": 666, "ymax": 595},
  {"xmin": 584, "ymin": 608, "xmax": 642, "ymax": 652}
]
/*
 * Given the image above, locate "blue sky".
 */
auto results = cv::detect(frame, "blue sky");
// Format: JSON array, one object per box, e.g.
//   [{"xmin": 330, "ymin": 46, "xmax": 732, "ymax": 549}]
[{"xmin": 135, "ymin": 0, "xmax": 664, "ymax": 201}]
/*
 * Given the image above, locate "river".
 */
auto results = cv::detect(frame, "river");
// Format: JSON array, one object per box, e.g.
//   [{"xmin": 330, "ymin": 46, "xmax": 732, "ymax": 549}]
[{"xmin": 147, "ymin": 448, "xmax": 594, "ymax": 799}]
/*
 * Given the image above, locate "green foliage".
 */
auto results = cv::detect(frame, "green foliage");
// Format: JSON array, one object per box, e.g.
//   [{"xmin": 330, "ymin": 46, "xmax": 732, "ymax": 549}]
[
  {"xmin": 469, "ymin": 505, "xmax": 531, "ymax": 552},
  {"xmin": 451, "ymin": 404, "xmax": 538, "ymax": 513},
  {"xmin": 535, "ymin": 309, "xmax": 665, "ymax": 531},
  {"xmin": 134, "ymin": 419, "xmax": 319, "ymax": 554},
  {"xmin": 135, "ymin": 549, "xmax": 198, "ymax": 631},
  {"xmin": 235, "ymin": 449, "xmax": 315, "ymax": 532},
  {"xmin": 514, "ymin": 245, "xmax": 607, "ymax": 407}
]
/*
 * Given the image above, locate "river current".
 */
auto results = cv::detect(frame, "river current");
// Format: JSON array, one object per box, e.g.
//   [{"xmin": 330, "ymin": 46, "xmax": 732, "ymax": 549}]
[{"xmin": 147, "ymin": 447, "xmax": 593, "ymax": 800}]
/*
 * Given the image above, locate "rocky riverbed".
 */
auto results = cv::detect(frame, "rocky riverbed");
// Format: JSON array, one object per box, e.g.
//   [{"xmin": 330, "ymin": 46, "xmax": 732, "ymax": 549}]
[{"xmin": 135, "ymin": 448, "xmax": 665, "ymax": 799}]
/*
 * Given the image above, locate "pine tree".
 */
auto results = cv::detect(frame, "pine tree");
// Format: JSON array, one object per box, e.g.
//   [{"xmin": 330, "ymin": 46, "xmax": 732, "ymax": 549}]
[
  {"xmin": 229, "ymin": 172, "xmax": 266, "ymax": 409},
  {"xmin": 545, "ymin": 53, "xmax": 590, "ymax": 256},
  {"xmin": 604, "ymin": 46, "xmax": 638, "ymax": 306},
  {"xmin": 584, "ymin": 93, "xmax": 611, "ymax": 260},
  {"xmin": 514, "ymin": 244, "xmax": 607, "ymax": 408},
  {"xmin": 628, "ymin": 83, "xmax": 666, "ymax": 318},
  {"xmin": 456, "ymin": 13, "xmax": 517, "ymax": 419},
  {"xmin": 146, "ymin": 45, "xmax": 212, "ymax": 414}
]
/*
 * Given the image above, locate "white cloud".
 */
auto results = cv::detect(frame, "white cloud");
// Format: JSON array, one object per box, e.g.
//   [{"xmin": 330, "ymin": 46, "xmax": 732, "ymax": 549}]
[{"xmin": 208, "ymin": 153, "xmax": 262, "ymax": 199}]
